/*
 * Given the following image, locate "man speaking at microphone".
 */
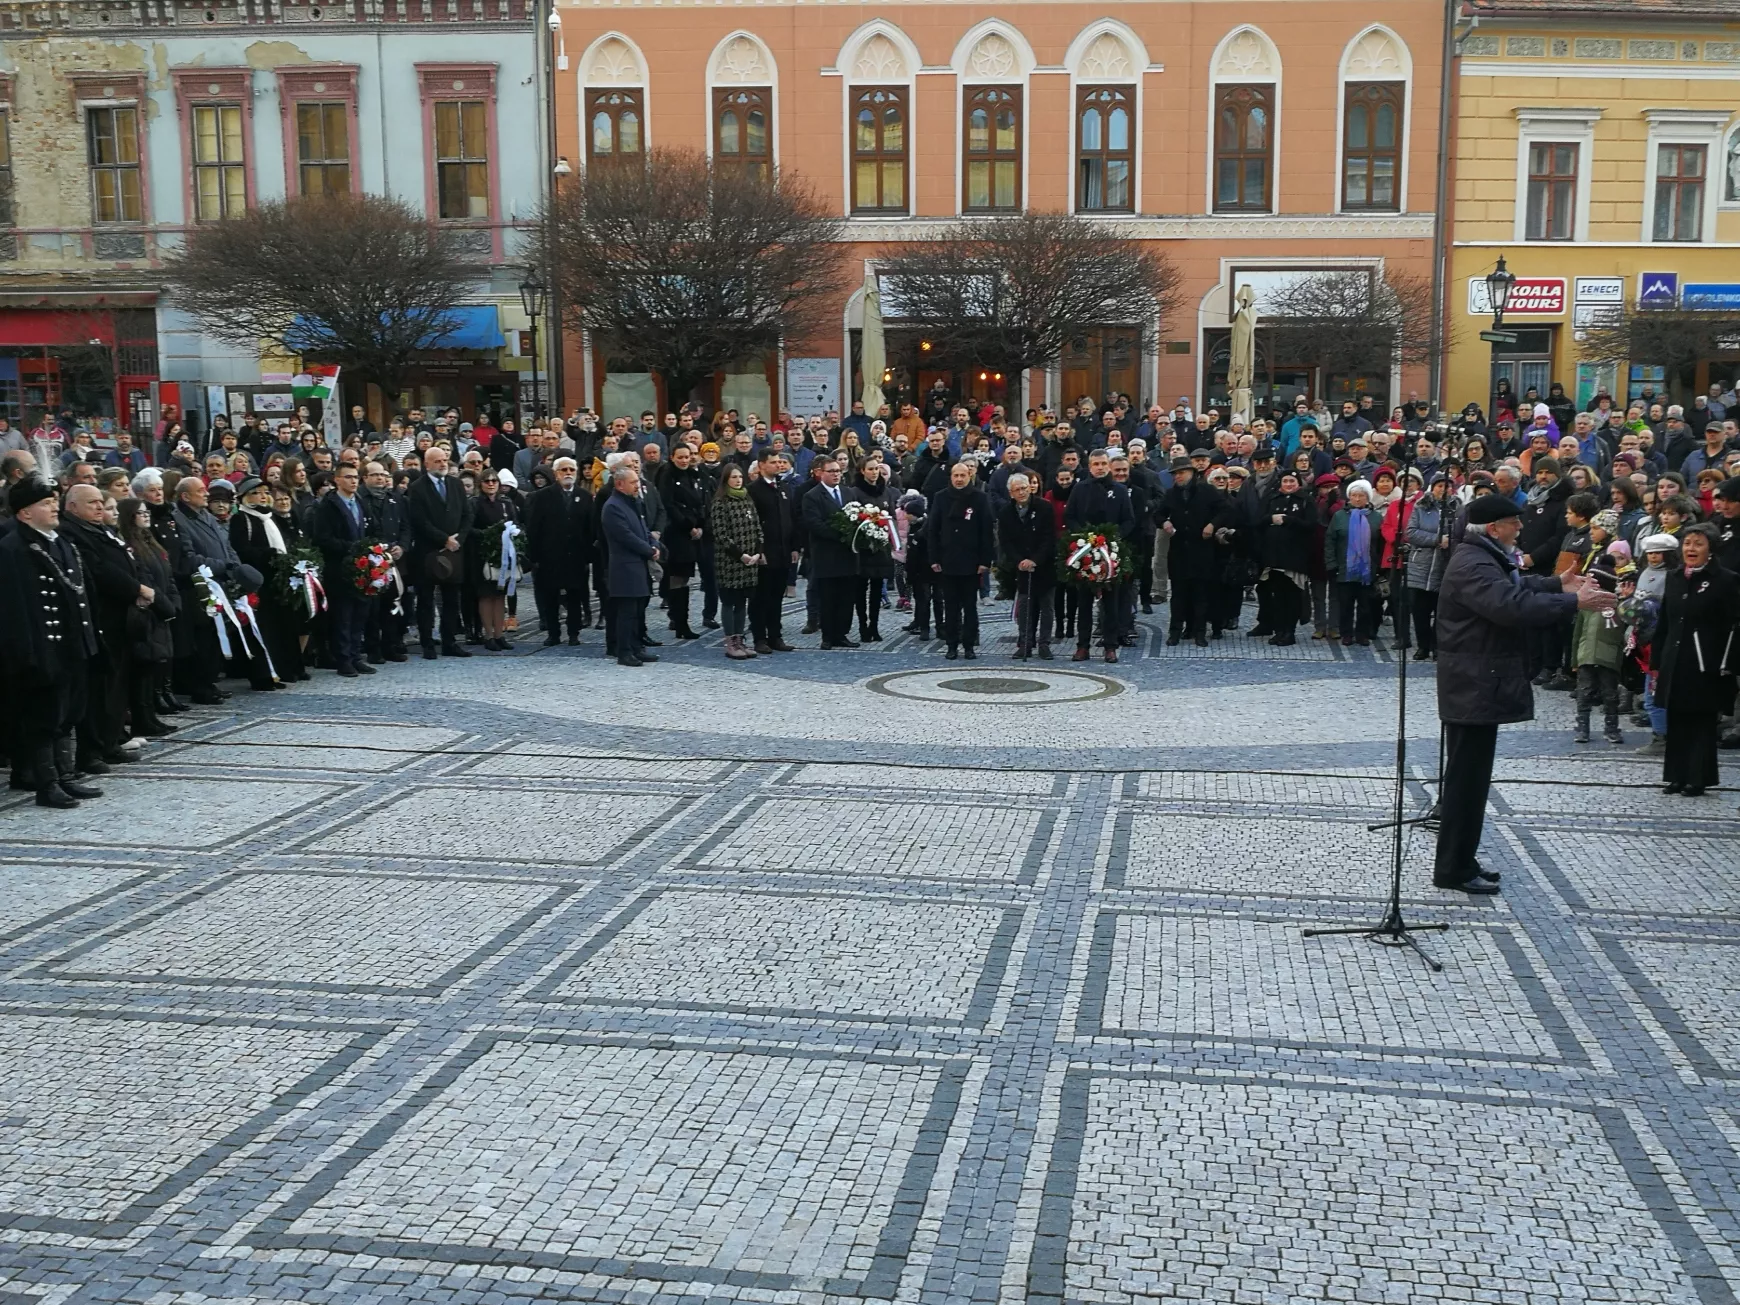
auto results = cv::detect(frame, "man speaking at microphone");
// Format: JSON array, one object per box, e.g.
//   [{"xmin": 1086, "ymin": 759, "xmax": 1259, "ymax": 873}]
[{"xmin": 1432, "ymin": 494, "xmax": 1616, "ymax": 895}]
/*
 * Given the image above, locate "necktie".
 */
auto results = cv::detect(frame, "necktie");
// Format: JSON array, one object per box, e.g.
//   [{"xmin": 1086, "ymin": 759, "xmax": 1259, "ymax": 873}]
[
  {"xmin": 434, "ymin": 477, "xmax": 446, "ymax": 501},
  {"xmin": 832, "ymin": 487, "xmax": 841, "ymax": 507}
]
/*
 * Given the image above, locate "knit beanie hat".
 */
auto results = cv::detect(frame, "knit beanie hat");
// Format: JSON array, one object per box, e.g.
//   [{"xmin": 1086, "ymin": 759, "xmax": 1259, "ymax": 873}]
[{"xmin": 1591, "ymin": 508, "xmax": 1620, "ymax": 536}]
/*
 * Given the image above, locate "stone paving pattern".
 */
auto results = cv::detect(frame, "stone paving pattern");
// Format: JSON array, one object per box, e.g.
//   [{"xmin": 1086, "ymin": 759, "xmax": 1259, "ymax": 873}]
[{"xmin": 0, "ymin": 600, "xmax": 1736, "ymax": 1304}]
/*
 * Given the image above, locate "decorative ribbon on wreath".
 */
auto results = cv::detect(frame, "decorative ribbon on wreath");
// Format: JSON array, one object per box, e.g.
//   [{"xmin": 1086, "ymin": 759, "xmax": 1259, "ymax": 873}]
[
  {"xmin": 388, "ymin": 565, "xmax": 405, "ymax": 618},
  {"xmin": 232, "ymin": 596, "xmax": 279, "ymax": 683},
  {"xmin": 498, "ymin": 521, "xmax": 521, "ymax": 597},
  {"xmin": 196, "ymin": 564, "xmax": 248, "ymax": 659},
  {"xmin": 1067, "ymin": 537, "xmax": 1114, "ymax": 574},
  {"xmin": 289, "ymin": 558, "xmax": 327, "ymax": 621}
]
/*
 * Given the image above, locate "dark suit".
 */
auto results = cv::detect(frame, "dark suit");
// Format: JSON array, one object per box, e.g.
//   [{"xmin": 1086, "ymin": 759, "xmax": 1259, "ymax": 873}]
[
  {"xmin": 925, "ymin": 484, "xmax": 995, "ymax": 651},
  {"xmin": 800, "ymin": 479, "xmax": 858, "ymax": 645},
  {"xmin": 311, "ymin": 490, "xmax": 371, "ymax": 671},
  {"xmin": 63, "ymin": 517, "xmax": 138, "ymax": 762},
  {"xmin": 748, "ymin": 476, "xmax": 794, "ymax": 644},
  {"xmin": 524, "ymin": 482, "xmax": 594, "ymax": 641},
  {"xmin": 405, "ymin": 472, "xmax": 472, "ymax": 647}
]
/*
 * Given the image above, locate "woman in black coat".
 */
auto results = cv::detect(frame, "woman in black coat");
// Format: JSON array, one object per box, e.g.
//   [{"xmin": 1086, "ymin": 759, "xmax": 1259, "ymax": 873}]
[
  {"xmin": 231, "ymin": 478, "xmax": 306, "ymax": 684},
  {"xmin": 116, "ymin": 498, "xmax": 181, "ymax": 734},
  {"xmin": 1256, "ymin": 470, "xmax": 1315, "ymax": 646},
  {"xmin": 849, "ymin": 457, "xmax": 899, "ymax": 641},
  {"xmin": 466, "ymin": 471, "xmax": 521, "ymax": 651},
  {"xmin": 1650, "ymin": 524, "xmax": 1738, "ymax": 795},
  {"xmin": 924, "ymin": 464, "xmax": 995, "ymax": 659}
]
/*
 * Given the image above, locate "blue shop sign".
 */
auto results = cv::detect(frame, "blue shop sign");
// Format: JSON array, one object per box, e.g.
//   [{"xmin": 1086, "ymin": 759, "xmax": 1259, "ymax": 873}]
[
  {"xmin": 1681, "ymin": 283, "xmax": 1740, "ymax": 311},
  {"xmin": 1638, "ymin": 272, "xmax": 1679, "ymax": 307}
]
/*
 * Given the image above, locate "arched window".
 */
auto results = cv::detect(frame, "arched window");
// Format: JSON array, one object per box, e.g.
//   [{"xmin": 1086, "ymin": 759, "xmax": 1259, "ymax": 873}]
[
  {"xmin": 1214, "ymin": 85, "xmax": 1271, "ymax": 211},
  {"xmin": 582, "ymin": 36, "xmax": 648, "ymax": 170},
  {"xmin": 1076, "ymin": 87, "xmax": 1132, "ymax": 212},
  {"xmin": 714, "ymin": 87, "xmax": 770, "ymax": 182},
  {"xmin": 853, "ymin": 86, "xmax": 907, "ymax": 212},
  {"xmin": 1342, "ymin": 82, "xmax": 1402, "ymax": 210},
  {"xmin": 963, "ymin": 85, "xmax": 1021, "ymax": 211}
]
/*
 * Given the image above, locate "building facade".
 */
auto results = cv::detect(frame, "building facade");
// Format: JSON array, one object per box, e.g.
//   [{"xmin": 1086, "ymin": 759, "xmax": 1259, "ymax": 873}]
[
  {"xmin": 549, "ymin": 0, "xmax": 1446, "ymax": 422},
  {"xmin": 1446, "ymin": 0, "xmax": 1740, "ymax": 412},
  {"xmin": 0, "ymin": 0, "xmax": 545, "ymax": 436}
]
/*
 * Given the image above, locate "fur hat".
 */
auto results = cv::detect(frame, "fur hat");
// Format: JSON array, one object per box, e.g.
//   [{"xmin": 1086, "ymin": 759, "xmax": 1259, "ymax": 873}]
[{"xmin": 6, "ymin": 474, "xmax": 55, "ymax": 514}]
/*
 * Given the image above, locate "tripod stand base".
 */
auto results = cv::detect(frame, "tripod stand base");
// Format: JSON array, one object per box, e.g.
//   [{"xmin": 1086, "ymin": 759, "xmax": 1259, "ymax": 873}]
[{"xmin": 1305, "ymin": 911, "xmax": 1448, "ymax": 972}]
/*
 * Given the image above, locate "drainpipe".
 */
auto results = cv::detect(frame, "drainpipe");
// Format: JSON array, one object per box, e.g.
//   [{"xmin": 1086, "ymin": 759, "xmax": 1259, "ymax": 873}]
[{"xmin": 1427, "ymin": 0, "xmax": 1458, "ymax": 412}]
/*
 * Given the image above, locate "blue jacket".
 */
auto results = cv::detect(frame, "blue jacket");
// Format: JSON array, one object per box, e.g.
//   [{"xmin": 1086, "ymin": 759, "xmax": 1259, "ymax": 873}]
[{"xmin": 600, "ymin": 489, "xmax": 657, "ymax": 598}]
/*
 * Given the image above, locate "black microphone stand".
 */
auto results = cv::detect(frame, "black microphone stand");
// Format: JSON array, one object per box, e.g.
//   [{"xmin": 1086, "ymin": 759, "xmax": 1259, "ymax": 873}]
[{"xmin": 1304, "ymin": 421, "xmax": 1448, "ymax": 971}]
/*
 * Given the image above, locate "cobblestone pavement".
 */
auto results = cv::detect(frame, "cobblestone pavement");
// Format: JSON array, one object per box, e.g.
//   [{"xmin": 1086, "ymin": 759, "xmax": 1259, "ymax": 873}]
[{"xmin": 2, "ymin": 598, "xmax": 1737, "ymax": 1305}]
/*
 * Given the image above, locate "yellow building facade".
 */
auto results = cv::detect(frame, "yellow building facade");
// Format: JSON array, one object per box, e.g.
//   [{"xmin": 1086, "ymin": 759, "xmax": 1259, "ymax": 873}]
[{"xmin": 1445, "ymin": 3, "xmax": 1740, "ymax": 412}]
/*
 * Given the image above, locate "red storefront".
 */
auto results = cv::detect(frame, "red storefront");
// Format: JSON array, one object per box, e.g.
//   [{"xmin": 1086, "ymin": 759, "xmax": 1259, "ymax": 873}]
[{"xmin": 0, "ymin": 297, "xmax": 160, "ymax": 433}]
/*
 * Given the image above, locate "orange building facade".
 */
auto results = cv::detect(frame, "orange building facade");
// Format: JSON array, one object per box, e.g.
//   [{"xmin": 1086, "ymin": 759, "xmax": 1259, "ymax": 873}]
[{"xmin": 549, "ymin": 0, "xmax": 1446, "ymax": 423}]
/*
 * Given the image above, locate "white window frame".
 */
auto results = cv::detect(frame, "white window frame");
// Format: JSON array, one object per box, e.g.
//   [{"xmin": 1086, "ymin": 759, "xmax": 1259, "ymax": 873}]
[
  {"xmin": 1333, "ymin": 26, "xmax": 1412, "ymax": 216},
  {"xmin": 1642, "ymin": 108, "xmax": 1725, "ymax": 245},
  {"xmin": 578, "ymin": 32, "xmax": 652, "ymax": 174},
  {"xmin": 950, "ymin": 19, "xmax": 1036, "ymax": 218},
  {"xmin": 1064, "ymin": 19, "xmax": 1147, "ymax": 218},
  {"xmin": 1512, "ymin": 106, "xmax": 1600, "ymax": 244}
]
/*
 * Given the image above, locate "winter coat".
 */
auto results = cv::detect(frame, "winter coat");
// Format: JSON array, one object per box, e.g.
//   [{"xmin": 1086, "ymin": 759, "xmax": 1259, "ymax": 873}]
[
  {"xmin": 1403, "ymin": 492, "xmax": 1457, "ymax": 591},
  {"xmin": 1257, "ymin": 488, "xmax": 1315, "ymax": 575},
  {"xmin": 62, "ymin": 516, "xmax": 141, "ymax": 669},
  {"xmin": 657, "ymin": 463, "xmax": 709, "ymax": 576},
  {"xmin": 599, "ymin": 489, "xmax": 658, "ymax": 599},
  {"xmin": 925, "ymin": 484, "xmax": 995, "ymax": 576},
  {"xmin": 748, "ymin": 476, "xmax": 795, "ymax": 566},
  {"xmin": 708, "ymin": 492, "xmax": 765, "ymax": 590},
  {"xmin": 1434, "ymin": 530, "xmax": 1578, "ymax": 725},
  {"xmin": 1064, "ymin": 473, "xmax": 1137, "ymax": 542},
  {"xmin": 1323, "ymin": 506, "xmax": 1386, "ymax": 581},
  {"xmin": 848, "ymin": 475, "xmax": 899, "ymax": 579},
  {"xmin": 800, "ymin": 481, "xmax": 860, "ymax": 580},
  {"xmin": 523, "ymin": 483, "xmax": 595, "ymax": 587},
  {"xmin": 1161, "ymin": 479, "xmax": 1221, "ymax": 581},
  {"xmin": 1518, "ymin": 476, "xmax": 1573, "ymax": 574},
  {"xmin": 997, "ymin": 496, "xmax": 1058, "ymax": 590},
  {"xmin": 128, "ymin": 539, "xmax": 178, "ymax": 665},
  {"xmin": 1651, "ymin": 562, "xmax": 1739, "ymax": 715}
]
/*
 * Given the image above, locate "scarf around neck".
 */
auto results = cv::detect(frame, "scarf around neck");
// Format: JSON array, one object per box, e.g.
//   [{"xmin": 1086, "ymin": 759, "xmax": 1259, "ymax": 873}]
[
  {"xmin": 238, "ymin": 503, "xmax": 286, "ymax": 553},
  {"xmin": 1344, "ymin": 508, "xmax": 1373, "ymax": 584}
]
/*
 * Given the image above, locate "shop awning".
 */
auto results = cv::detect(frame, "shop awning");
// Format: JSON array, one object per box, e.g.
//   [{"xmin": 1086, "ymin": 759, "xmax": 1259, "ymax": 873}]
[
  {"xmin": 425, "ymin": 305, "xmax": 505, "ymax": 351},
  {"xmin": 288, "ymin": 305, "xmax": 506, "ymax": 354}
]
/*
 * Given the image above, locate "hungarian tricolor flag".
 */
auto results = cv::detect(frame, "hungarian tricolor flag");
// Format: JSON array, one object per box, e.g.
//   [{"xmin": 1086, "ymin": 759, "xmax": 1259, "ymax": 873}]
[{"xmin": 290, "ymin": 363, "xmax": 341, "ymax": 402}]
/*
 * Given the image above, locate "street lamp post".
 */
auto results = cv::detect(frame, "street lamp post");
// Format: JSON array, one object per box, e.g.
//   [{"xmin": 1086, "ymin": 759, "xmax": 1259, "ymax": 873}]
[
  {"xmin": 519, "ymin": 269, "xmax": 548, "ymax": 422},
  {"xmin": 1481, "ymin": 255, "xmax": 1519, "ymax": 413}
]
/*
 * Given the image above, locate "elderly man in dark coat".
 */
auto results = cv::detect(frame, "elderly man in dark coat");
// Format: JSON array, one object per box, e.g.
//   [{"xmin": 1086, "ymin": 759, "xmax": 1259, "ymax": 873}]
[
  {"xmin": 998, "ymin": 470, "xmax": 1057, "ymax": 660},
  {"xmin": 800, "ymin": 455, "xmax": 861, "ymax": 649},
  {"xmin": 599, "ymin": 462, "xmax": 661, "ymax": 666},
  {"xmin": 1065, "ymin": 448, "xmax": 1136, "ymax": 662},
  {"xmin": 404, "ymin": 444, "xmax": 473, "ymax": 660},
  {"xmin": 1433, "ymin": 494, "xmax": 1615, "ymax": 894},
  {"xmin": 524, "ymin": 455, "xmax": 594, "ymax": 647}
]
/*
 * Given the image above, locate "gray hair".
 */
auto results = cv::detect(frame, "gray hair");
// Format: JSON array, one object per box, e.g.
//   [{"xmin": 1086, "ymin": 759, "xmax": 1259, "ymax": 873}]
[
  {"xmin": 552, "ymin": 457, "xmax": 577, "ymax": 473},
  {"xmin": 175, "ymin": 475, "xmax": 204, "ymax": 498},
  {"xmin": 610, "ymin": 463, "xmax": 639, "ymax": 486},
  {"xmin": 604, "ymin": 450, "xmax": 636, "ymax": 472},
  {"xmin": 130, "ymin": 467, "xmax": 163, "ymax": 495},
  {"xmin": 1006, "ymin": 472, "xmax": 1031, "ymax": 491}
]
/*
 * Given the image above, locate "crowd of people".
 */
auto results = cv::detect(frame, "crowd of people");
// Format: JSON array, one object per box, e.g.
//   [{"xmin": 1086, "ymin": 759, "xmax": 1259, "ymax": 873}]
[{"xmin": 1, "ymin": 378, "xmax": 1736, "ymax": 810}]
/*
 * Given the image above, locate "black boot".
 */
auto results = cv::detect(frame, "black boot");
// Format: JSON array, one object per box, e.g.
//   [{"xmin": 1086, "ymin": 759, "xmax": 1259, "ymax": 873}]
[
  {"xmin": 56, "ymin": 739, "xmax": 103, "ymax": 800},
  {"xmin": 36, "ymin": 740, "xmax": 78, "ymax": 807}
]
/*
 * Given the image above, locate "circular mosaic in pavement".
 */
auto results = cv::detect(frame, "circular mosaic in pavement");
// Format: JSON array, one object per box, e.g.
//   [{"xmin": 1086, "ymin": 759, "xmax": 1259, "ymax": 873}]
[{"xmin": 865, "ymin": 668, "xmax": 1125, "ymax": 704}]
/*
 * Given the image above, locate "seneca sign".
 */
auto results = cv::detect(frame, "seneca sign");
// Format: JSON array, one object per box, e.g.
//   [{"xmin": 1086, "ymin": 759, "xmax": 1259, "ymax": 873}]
[{"xmin": 1467, "ymin": 276, "xmax": 1567, "ymax": 317}]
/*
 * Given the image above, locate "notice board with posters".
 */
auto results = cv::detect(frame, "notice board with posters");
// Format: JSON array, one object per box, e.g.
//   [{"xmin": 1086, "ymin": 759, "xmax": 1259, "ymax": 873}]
[{"xmin": 784, "ymin": 358, "xmax": 839, "ymax": 418}]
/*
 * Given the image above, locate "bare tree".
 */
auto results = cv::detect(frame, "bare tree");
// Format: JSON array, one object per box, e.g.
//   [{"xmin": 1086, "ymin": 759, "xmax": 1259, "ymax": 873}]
[
  {"xmin": 545, "ymin": 149, "xmax": 843, "ymax": 409},
  {"xmin": 872, "ymin": 212, "xmax": 1182, "ymax": 409},
  {"xmin": 1578, "ymin": 301, "xmax": 1740, "ymax": 396},
  {"xmin": 1260, "ymin": 270, "xmax": 1441, "ymax": 387},
  {"xmin": 161, "ymin": 193, "xmax": 476, "ymax": 394}
]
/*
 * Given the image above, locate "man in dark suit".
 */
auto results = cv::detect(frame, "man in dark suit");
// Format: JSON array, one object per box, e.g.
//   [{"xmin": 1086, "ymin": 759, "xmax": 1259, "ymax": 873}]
[
  {"xmin": 310, "ymin": 463, "xmax": 375, "ymax": 678},
  {"xmin": 1065, "ymin": 449, "xmax": 1136, "ymax": 662},
  {"xmin": 747, "ymin": 449, "xmax": 796, "ymax": 653},
  {"xmin": 599, "ymin": 463, "xmax": 660, "ymax": 666},
  {"xmin": 524, "ymin": 455, "xmax": 594, "ymax": 646},
  {"xmin": 799, "ymin": 456, "xmax": 859, "ymax": 649},
  {"xmin": 404, "ymin": 445, "xmax": 473, "ymax": 659},
  {"xmin": 61, "ymin": 484, "xmax": 146, "ymax": 770}
]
